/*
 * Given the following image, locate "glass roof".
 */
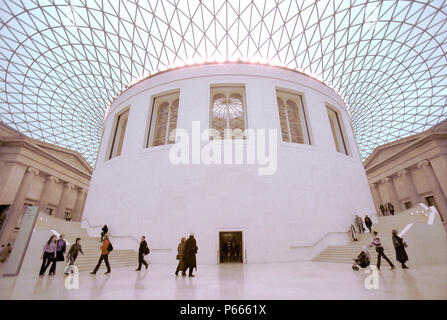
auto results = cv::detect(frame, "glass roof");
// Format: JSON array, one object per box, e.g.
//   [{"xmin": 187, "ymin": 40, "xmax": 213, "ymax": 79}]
[{"xmin": 0, "ymin": 0, "xmax": 446, "ymax": 165}]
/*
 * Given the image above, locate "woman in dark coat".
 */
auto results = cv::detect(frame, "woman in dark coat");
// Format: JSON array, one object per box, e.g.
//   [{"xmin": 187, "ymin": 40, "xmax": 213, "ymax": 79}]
[
  {"xmin": 175, "ymin": 237, "xmax": 186, "ymax": 276},
  {"xmin": 183, "ymin": 233, "xmax": 198, "ymax": 277},
  {"xmin": 392, "ymin": 229, "xmax": 409, "ymax": 269}
]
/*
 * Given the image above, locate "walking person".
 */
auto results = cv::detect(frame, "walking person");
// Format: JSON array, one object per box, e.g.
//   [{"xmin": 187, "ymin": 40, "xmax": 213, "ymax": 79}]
[
  {"xmin": 101, "ymin": 225, "xmax": 108, "ymax": 242},
  {"xmin": 364, "ymin": 215, "xmax": 373, "ymax": 233},
  {"xmin": 388, "ymin": 202, "xmax": 395, "ymax": 216},
  {"xmin": 39, "ymin": 235, "xmax": 57, "ymax": 277},
  {"xmin": 136, "ymin": 235, "xmax": 149, "ymax": 271},
  {"xmin": 392, "ymin": 230, "xmax": 409, "ymax": 269},
  {"xmin": 379, "ymin": 204, "xmax": 385, "ymax": 216},
  {"xmin": 369, "ymin": 231, "xmax": 395, "ymax": 271},
  {"xmin": 90, "ymin": 234, "xmax": 112, "ymax": 275},
  {"xmin": 183, "ymin": 233, "xmax": 198, "ymax": 277},
  {"xmin": 49, "ymin": 234, "xmax": 66, "ymax": 275},
  {"xmin": 65, "ymin": 238, "xmax": 84, "ymax": 275},
  {"xmin": 355, "ymin": 214, "xmax": 364, "ymax": 233},
  {"xmin": 175, "ymin": 237, "xmax": 186, "ymax": 276}
]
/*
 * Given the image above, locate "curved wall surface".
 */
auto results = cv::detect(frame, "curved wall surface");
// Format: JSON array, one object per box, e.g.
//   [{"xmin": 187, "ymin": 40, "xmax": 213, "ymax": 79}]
[{"xmin": 82, "ymin": 63, "xmax": 376, "ymax": 264}]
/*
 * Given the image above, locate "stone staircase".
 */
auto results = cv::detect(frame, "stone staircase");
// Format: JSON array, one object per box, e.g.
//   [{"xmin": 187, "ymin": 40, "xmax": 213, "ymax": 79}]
[
  {"xmin": 313, "ymin": 209, "xmax": 429, "ymax": 264},
  {"xmin": 34, "ymin": 213, "xmax": 138, "ymax": 272}
]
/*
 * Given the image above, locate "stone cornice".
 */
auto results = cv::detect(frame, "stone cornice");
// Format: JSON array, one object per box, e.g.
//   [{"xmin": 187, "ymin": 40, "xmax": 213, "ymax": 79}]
[
  {"xmin": 0, "ymin": 138, "xmax": 92, "ymax": 179},
  {"xmin": 364, "ymin": 132, "xmax": 447, "ymax": 174}
]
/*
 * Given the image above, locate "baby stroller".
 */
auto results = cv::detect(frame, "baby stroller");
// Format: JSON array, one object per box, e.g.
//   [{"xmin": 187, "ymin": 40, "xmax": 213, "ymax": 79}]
[{"xmin": 352, "ymin": 246, "xmax": 371, "ymax": 271}]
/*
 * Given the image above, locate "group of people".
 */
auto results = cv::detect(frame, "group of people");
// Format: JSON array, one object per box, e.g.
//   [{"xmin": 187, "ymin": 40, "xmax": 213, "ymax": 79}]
[
  {"xmin": 380, "ymin": 202, "xmax": 395, "ymax": 216},
  {"xmin": 354, "ymin": 214, "xmax": 373, "ymax": 233},
  {"xmin": 221, "ymin": 241, "xmax": 241, "ymax": 262},
  {"xmin": 175, "ymin": 234, "xmax": 198, "ymax": 277},
  {"xmin": 39, "ymin": 234, "xmax": 83, "ymax": 277},
  {"xmin": 353, "ymin": 229, "xmax": 409, "ymax": 271}
]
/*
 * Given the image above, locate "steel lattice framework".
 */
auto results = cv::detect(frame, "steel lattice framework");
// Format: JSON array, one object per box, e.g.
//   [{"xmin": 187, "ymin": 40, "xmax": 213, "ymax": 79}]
[{"xmin": 0, "ymin": 0, "xmax": 446, "ymax": 165}]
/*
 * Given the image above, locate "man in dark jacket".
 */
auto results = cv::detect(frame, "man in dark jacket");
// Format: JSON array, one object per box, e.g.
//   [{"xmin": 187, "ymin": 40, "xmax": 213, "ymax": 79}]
[
  {"xmin": 136, "ymin": 235, "xmax": 149, "ymax": 271},
  {"xmin": 379, "ymin": 204, "xmax": 385, "ymax": 216},
  {"xmin": 183, "ymin": 233, "xmax": 198, "ymax": 277},
  {"xmin": 388, "ymin": 202, "xmax": 395, "ymax": 215},
  {"xmin": 364, "ymin": 215, "xmax": 373, "ymax": 233}
]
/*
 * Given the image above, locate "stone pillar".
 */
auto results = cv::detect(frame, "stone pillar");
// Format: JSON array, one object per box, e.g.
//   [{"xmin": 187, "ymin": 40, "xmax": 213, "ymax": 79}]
[
  {"xmin": 429, "ymin": 155, "xmax": 447, "ymax": 199},
  {"xmin": 0, "ymin": 166, "xmax": 39, "ymax": 244},
  {"xmin": 72, "ymin": 188, "xmax": 87, "ymax": 222},
  {"xmin": 418, "ymin": 160, "xmax": 447, "ymax": 222},
  {"xmin": 37, "ymin": 175, "xmax": 59, "ymax": 215},
  {"xmin": 369, "ymin": 183, "xmax": 382, "ymax": 215},
  {"xmin": 397, "ymin": 169, "xmax": 422, "ymax": 207},
  {"xmin": 55, "ymin": 182, "xmax": 75, "ymax": 220},
  {"xmin": 381, "ymin": 176, "xmax": 402, "ymax": 211}
]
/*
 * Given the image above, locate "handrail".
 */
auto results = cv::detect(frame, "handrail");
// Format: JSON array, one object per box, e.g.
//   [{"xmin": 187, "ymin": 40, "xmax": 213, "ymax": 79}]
[
  {"xmin": 81, "ymin": 218, "xmax": 172, "ymax": 251},
  {"xmin": 81, "ymin": 218, "xmax": 140, "ymax": 244},
  {"xmin": 289, "ymin": 231, "xmax": 349, "ymax": 249}
]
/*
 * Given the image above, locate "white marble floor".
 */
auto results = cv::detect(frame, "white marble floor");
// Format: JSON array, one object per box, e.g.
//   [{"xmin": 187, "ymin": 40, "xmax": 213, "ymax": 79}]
[{"xmin": 0, "ymin": 261, "xmax": 446, "ymax": 300}]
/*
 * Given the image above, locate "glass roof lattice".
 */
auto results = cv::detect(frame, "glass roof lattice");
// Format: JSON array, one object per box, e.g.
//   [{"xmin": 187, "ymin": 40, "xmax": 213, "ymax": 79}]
[{"xmin": 0, "ymin": 0, "xmax": 446, "ymax": 166}]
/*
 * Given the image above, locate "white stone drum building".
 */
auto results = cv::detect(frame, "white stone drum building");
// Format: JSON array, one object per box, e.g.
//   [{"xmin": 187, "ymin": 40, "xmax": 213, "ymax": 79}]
[{"xmin": 82, "ymin": 63, "xmax": 376, "ymax": 264}]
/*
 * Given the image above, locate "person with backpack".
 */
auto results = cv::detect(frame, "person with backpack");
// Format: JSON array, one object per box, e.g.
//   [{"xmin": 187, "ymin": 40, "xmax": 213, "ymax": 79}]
[
  {"xmin": 136, "ymin": 235, "xmax": 149, "ymax": 271},
  {"xmin": 90, "ymin": 234, "xmax": 112, "ymax": 275}
]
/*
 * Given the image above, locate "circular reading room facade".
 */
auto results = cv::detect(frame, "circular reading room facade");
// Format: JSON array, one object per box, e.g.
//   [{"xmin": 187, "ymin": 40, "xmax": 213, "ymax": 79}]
[{"xmin": 82, "ymin": 63, "xmax": 376, "ymax": 264}]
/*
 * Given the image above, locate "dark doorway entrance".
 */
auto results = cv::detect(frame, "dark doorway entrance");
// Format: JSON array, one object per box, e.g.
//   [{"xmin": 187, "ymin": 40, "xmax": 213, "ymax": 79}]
[{"xmin": 219, "ymin": 231, "xmax": 243, "ymax": 263}]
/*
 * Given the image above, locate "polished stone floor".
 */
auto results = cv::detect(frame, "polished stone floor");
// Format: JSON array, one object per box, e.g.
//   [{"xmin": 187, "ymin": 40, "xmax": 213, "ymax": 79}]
[{"xmin": 0, "ymin": 261, "xmax": 446, "ymax": 299}]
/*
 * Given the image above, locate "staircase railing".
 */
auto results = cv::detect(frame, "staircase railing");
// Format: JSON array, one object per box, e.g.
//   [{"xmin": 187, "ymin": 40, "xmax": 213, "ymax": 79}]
[
  {"xmin": 81, "ymin": 218, "xmax": 172, "ymax": 252},
  {"xmin": 290, "ymin": 231, "xmax": 349, "ymax": 249}
]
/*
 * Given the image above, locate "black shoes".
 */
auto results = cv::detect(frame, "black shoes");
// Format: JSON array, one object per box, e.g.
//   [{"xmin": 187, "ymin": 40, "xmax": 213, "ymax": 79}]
[
  {"xmin": 189, "ymin": 275, "xmax": 195, "ymax": 277},
  {"xmin": 90, "ymin": 272, "xmax": 96, "ymax": 275},
  {"xmin": 105, "ymin": 271, "xmax": 111, "ymax": 274},
  {"xmin": 135, "ymin": 269, "xmax": 141, "ymax": 271}
]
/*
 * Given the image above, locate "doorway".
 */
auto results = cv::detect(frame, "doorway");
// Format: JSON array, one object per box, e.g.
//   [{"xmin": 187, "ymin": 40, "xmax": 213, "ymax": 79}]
[{"xmin": 219, "ymin": 231, "xmax": 243, "ymax": 263}]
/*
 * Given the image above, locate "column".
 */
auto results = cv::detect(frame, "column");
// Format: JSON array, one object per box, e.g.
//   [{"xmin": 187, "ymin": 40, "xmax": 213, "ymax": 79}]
[
  {"xmin": 397, "ymin": 169, "xmax": 422, "ymax": 207},
  {"xmin": 418, "ymin": 160, "xmax": 447, "ymax": 222},
  {"xmin": 369, "ymin": 183, "xmax": 382, "ymax": 215},
  {"xmin": 72, "ymin": 188, "xmax": 87, "ymax": 222},
  {"xmin": 0, "ymin": 166, "xmax": 39, "ymax": 244},
  {"xmin": 37, "ymin": 175, "xmax": 59, "ymax": 215},
  {"xmin": 55, "ymin": 182, "xmax": 75, "ymax": 220},
  {"xmin": 381, "ymin": 176, "xmax": 402, "ymax": 211},
  {"xmin": 429, "ymin": 156, "xmax": 447, "ymax": 199}
]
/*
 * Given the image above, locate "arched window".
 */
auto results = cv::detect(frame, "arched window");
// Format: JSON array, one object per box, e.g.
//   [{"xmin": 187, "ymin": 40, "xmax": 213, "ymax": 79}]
[
  {"xmin": 326, "ymin": 105, "xmax": 348, "ymax": 155},
  {"xmin": 109, "ymin": 108, "xmax": 129, "ymax": 159},
  {"xmin": 276, "ymin": 90, "xmax": 310, "ymax": 145},
  {"xmin": 210, "ymin": 86, "xmax": 246, "ymax": 139},
  {"xmin": 147, "ymin": 92, "xmax": 180, "ymax": 147}
]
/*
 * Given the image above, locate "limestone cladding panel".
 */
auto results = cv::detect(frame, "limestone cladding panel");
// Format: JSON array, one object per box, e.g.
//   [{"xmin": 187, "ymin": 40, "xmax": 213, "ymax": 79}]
[
  {"xmin": 47, "ymin": 181, "xmax": 63, "ymax": 207},
  {"xmin": 0, "ymin": 162, "xmax": 26, "ymax": 204},
  {"xmin": 392, "ymin": 174, "xmax": 408, "ymax": 202},
  {"xmin": 430, "ymin": 154, "xmax": 447, "ymax": 199},
  {"xmin": 411, "ymin": 167, "xmax": 432, "ymax": 195},
  {"xmin": 27, "ymin": 174, "xmax": 45, "ymax": 201}
]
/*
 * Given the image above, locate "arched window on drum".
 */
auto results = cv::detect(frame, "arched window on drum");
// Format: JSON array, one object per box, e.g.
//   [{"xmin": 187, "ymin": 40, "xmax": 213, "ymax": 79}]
[
  {"xmin": 210, "ymin": 86, "xmax": 246, "ymax": 140},
  {"xmin": 276, "ymin": 90, "xmax": 310, "ymax": 145},
  {"xmin": 147, "ymin": 92, "xmax": 180, "ymax": 147}
]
